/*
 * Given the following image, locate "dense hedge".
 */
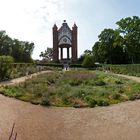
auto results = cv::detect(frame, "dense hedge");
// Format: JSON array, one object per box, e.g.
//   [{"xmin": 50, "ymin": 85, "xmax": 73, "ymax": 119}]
[
  {"xmin": 36, "ymin": 63, "xmax": 98, "ymax": 69},
  {"xmin": 70, "ymin": 64, "xmax": 82, "ymax": 68},
  {"xmin": 0, "ymin": 56, "xmax": 14, "ymax": 81},
  {"xmin": 0, "ymin": 61, "xmax": 49, "ymax": 81},
  {"xmin": 36, "ymin": 63, "xmax": 63, "ymax": 67}
]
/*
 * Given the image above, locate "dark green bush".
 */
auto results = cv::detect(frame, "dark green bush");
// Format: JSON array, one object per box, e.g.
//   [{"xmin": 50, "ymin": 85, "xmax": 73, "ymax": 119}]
[
  {"xmin": 0, "ymin": 56, "xmax": 14, "ymax": 81},
  {"xmin": 70, "ymin": 64, "xmax": 82, "ymax": 68},
  {"xmin": 82, "ymin": 55, "xmax": 95, "ymax": 68},
  {"xmin": 129, "ymin": 95, "xmax": 137, "ymax": 101},
  {"xmin": 76, "ymin": 90, "xmax": 86, "ymax": 99},
  {"xmin": 95, "ymin": 80, "xmax": 106, "ymax": 86},
  {"xmin": 97, "ymin": 99, "xmax": 110, "ymax": 106},
  {"xmin": 85, "ymin": 96, "xmax": 97, "ymax": 107},
  {"xmin": 41, "ymin": 97, "xmax": 50, "ymax": 106},
  {"xmin": 62, "ymin": 96, "xmax": 70, "ymax": 105},
  {"xmin": 115, "ymin": 80, "xmax": 123, "ymax": 84}
]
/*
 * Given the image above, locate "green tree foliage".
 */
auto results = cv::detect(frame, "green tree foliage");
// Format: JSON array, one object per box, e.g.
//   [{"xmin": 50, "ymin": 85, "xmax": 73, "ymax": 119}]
[
  {"xmin": 0, "ymin": 56, "xmax": 14, "ymax": 81},
  {"xmin": 82, "ymin": 55, "xmax": 95, "ymax": 68},
  {"xmin": 116, "ymin": 16, "xmax": 140, "ymax": 63},
  {"xmin": 78, "ymin": 49, "xmax": 92, "ymax": 64},
  {"xmin": 90, "ymin": 16, "xmax": 140, "ymax": 65},
  {"xmin": 0, "ymin": 31, "xmax": 34, "ymax": 62},
  {"xmin": 39, "ymin": 47, "xmax": 53, "ymax": 62},
  {"xmin": 93, "ymin": 29, "xmax": 125, "ymax": 64}
]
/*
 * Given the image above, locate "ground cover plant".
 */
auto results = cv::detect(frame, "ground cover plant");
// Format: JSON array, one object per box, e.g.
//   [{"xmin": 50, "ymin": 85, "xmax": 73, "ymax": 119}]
[{"xmin": 1, "ymin": 70, "xmax": 140, "ymax": 108}]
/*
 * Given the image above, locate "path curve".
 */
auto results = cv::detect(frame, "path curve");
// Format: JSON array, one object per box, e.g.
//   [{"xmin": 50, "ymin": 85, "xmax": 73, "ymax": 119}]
[
  {"xmin": 1, "ymin": 94, "xmax": 140, "ymax": 140},
  {"xmin": 0, "ymin": 70, "xmax": 51, "ymax": 86},
  {"xmin": 114, "ymin": 73, "xmax": 140, "ymax": 83}
]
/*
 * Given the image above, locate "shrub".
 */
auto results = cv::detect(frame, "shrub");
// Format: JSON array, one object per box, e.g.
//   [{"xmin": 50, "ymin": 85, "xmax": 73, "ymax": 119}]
[
  {"xmin": 61, "ymin": 94, "xmax": 71, "ymax": 105},
  {"xmin": 82, "ymin": 55, "xmax": 95, "ymax": 68},
  {"xmin": 3, "ymin": 87, "xmax": 24, "ymax": 98},
  {"xmin": 0, "ymin": 56, "xmax": 14, "ymax": 81},
  {"xmin": 70, "ymin": 64, "xmax": 82, "ymax": 68},
  {"xmin": 95, "ymin": 80, "xmax": 106, "ymax": 86},
  {"xmin": 112, "ymin": 93, "xmax": 121, "ymax": 100},
  {"xmin": 115, "ymin": 80, "xmax": 123, "ymax": 84},
  {"xmin": 97, "ymin": 99, "xmax": 110, "ymax": 106},
  {"xmin": 41, "ymin": 96, "xmax": 50, "ymax": 106},
  {"xmin": 129, "ymin": 95, "xmax": 136, "ymax": 101},
  {"xmin": 85, "ymin": 96, "xmax": 97, "ymax": 107}
]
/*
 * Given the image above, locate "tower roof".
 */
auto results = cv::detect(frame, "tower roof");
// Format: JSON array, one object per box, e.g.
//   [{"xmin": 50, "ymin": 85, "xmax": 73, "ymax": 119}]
[
  {"xmin": 73, "ymin": 22, "xmax": 77, "ymax": 28},
  {"xmin": 53, "ymin": 24, "xmax": 58, "ymax": 29},
  {"xmin": 58, "ymin": 20, "xmax": 71, "ymax": 32}
]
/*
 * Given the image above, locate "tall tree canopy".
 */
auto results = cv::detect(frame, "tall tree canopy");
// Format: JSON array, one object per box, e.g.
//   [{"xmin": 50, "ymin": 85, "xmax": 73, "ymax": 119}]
[
  {"xmin": 0, "ymin": 31, "xmax": 34, "ymax": 62},
  {"xmin": 93, "ymin": 29, "xmax": 125, "ymax": 64},
  {"xmin": 90, "ymin": 16, "xmax": 140, "ymax": 64},
  {"xmin": 116, "ymin": 16, "xmax": 140, "ymax": 63}
]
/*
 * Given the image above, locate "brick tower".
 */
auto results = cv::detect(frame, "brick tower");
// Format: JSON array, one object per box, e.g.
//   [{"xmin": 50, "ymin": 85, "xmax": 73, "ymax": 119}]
[{"xmin": 52, "ymin": 20, "xmax": 78, "ymax": 63}]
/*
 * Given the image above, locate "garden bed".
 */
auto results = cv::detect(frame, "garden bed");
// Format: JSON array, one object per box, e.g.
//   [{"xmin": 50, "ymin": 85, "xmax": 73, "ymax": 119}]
[{"xmin": 1, "ymin": 70, "xmax": 140, "ymax": 108}]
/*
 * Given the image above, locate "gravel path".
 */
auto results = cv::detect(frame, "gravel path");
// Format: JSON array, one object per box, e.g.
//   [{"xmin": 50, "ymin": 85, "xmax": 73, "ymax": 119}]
[
  {"xmin": 1, "ymin": 95, "xmax": 140, "ymax": 140},
  {"xmin": 1, "ymin": 72, "xmax": 140, "ymax": 140},
  {"xmin": 0, "ymin": 71, "xmax": 51, "ymax": 86},
  {"xmin": 114, "ymin": 73, "xmax": 140, "ymax": 83}
]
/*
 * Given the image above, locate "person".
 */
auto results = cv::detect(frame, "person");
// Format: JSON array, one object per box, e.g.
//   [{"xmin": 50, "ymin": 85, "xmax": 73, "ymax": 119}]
[{"xmin": 63, "ymin": 63, "xmax": 69, "ymax": 70}]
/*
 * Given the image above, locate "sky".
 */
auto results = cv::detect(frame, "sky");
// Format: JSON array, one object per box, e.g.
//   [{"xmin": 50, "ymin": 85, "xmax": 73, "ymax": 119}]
[{"xmin": 0, "ymin": 0, "xmax": 140, "ymax": 59}]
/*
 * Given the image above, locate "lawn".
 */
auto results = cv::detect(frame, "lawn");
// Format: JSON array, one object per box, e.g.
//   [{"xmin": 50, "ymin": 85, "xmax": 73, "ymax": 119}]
[{"xmin": 0, "ymin": 70, "xmax": 140, "ymax": 108}]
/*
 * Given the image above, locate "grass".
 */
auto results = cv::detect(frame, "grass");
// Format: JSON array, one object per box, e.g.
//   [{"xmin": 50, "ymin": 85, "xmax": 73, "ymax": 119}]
[{"xmin": 1, "ymin": 70, "xmax": 140, "ymax": 108}]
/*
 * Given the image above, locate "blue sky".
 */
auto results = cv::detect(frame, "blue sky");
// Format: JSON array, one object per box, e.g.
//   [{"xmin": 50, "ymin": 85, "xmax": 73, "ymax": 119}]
[{"xmin": 0, "ymin": 0, "xmax": 140, "ymax": 59}]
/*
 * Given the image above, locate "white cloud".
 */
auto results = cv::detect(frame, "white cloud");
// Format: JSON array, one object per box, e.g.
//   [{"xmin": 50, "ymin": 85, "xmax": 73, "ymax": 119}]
[{"xmin": 0, "ymin": 0, "xmax": 65, "ymax": 59}]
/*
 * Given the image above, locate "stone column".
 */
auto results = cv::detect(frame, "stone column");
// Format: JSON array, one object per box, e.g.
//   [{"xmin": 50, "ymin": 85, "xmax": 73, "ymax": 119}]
[
  {"xmin": 67, "ymin": 47, "xmax": 69, "ymax": 59},
  {"xmin": 53, "ymin": 24, "xmax": 59, "ymax": 63},
  {"xmin": 61, "ymin": 48, "xmax": 63, "ymax": 60},
  {"xmin": 72, "ymin": 23, "xmax": 78, "ymax": 63}
]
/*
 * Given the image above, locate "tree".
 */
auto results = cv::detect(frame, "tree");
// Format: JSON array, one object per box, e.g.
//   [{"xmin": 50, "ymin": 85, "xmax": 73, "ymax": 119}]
[
  {"xmin": 0, "ymin": 31, "xmax": 12, "ymax": 56},
  {"xmin": 40, "ymin": 47, "xmax": 53, "ymax": 62},
  {"xmin": 92, "ymin": 41, "xmax": 105, "ymax": 63},
  {"xmin": 81, "ymin": 16, "xmax": 140, "ymax": 65},
  {"xmin": 116, "ymin": 16, "xmax": 140, "ymax": 63},
  {"xmin": 92, "ymin": 29, "xmax": 125, "ymax": 64},
  {"xmin": 82, "ymin": 55, "xmax": 95, "ymax": 68},
  {"xmin": 0, "ymin": 31, "xmax": 34, "ymax": 63}
]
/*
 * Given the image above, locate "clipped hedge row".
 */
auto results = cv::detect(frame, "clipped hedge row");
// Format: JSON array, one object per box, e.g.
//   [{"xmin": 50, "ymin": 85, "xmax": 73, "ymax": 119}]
[
  {"xmin": 37, "ymin": 63, "xmax": 98, "ymax": 69},
  {"xmin": 36, "ymin": 63, "xmax": 63, "ymax": 67}
]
